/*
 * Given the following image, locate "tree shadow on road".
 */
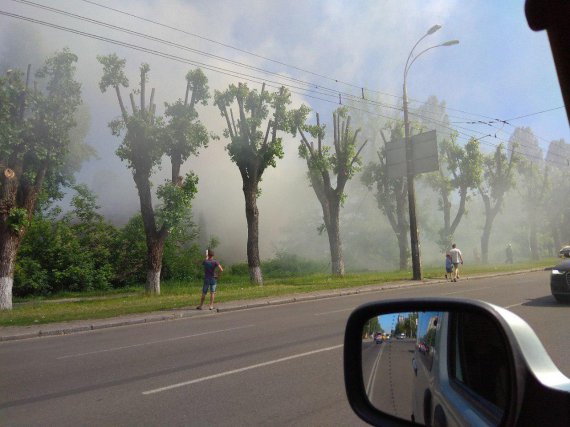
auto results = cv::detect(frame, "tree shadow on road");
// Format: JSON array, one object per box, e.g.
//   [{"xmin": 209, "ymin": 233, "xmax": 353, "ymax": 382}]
[{"xmin": 522, "ymin": 295, "xmax": 563, "ymax": 307}]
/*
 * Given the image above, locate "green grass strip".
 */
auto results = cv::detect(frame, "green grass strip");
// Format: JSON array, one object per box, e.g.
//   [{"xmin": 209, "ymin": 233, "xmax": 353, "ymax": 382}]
[{"xmin": 0, "ymin": 259, "xmax": 556, "ymax": 327}]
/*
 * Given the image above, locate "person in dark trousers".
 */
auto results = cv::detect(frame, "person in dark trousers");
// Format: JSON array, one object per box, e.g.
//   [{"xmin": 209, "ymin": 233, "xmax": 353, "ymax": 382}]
[
  {"xmin": 197, "ymin": 249, "xmax": 223, "ymax": 310},
  {"xmin": 445, "ymin": 252, "xmax": 454, "ymax": 280}
]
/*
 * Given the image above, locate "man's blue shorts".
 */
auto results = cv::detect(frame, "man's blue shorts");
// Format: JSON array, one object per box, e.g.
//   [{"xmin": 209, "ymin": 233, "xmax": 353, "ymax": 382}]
[{"xmin": 202, "ymin": 277, "xmax": 217, "ymax": 294}]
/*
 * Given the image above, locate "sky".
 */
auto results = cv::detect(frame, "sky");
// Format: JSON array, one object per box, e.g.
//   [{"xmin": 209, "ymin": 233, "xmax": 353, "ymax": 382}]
[{"xmin": 1, "ymin": 0, "xmax": 568, "ymax": 264}]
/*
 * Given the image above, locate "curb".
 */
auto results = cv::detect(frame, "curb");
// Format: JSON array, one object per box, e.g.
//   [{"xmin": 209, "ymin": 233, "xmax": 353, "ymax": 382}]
[{"xmin": 0, "ymin": 268, "xmax": 549, "ymax": 342}]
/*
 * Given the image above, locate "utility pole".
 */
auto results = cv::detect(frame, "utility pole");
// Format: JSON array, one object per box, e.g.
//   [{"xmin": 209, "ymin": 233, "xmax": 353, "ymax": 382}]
[
  {"xmin": 402, "ymin": 26, "xmax": 459, "ymax": 280},
  {"xmin": 403, "ymin": 82, "xmax": 422, "ymax": 280}
]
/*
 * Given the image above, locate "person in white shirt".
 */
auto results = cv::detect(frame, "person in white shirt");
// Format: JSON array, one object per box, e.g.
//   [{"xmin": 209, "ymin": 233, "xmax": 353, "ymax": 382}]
[{"xmin": 449, "ymin": 243, "xmax": 464, "ymax": 282}]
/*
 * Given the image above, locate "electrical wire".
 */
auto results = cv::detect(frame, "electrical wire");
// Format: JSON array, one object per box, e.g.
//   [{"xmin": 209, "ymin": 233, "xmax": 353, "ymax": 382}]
[
  {"xmin": 19, "ymin": 0, "xmax": 563, "ymax": 131},
  {"xmin": 1, "ymin": 8, "xmax": 567, "ymax": 168}
]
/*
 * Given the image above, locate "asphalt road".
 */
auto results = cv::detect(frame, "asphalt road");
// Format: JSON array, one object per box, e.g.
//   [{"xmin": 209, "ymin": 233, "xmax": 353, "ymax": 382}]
[
  {"xmin": 362, "ymin": 339, "xmax": 415, "ymax": 419},
  {"xmin": 0, "ymin": 270, "xmax": 568, "ymax": 426}
]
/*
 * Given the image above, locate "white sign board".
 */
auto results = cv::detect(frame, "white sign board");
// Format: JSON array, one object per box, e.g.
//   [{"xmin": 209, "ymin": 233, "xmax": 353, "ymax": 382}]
[{"xmin": 386, "ymin": 130, "xmax": 439, "ymax": 178}]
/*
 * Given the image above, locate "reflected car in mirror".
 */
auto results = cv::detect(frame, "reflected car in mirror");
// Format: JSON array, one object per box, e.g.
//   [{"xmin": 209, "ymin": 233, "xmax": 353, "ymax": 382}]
[{"xmin": 344, "ymin": 298, "xmax": 570, "ymax": 426}]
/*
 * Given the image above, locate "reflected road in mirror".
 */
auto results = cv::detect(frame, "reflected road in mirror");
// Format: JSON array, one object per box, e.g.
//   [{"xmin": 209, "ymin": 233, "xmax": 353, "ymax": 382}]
[{"xmin": 362, "ymin": 312, "xmax": 417, "ymax": 420}]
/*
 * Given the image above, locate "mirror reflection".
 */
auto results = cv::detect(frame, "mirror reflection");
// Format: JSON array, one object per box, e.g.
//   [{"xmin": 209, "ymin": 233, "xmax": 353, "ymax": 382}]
[{"xmin": 361, "ymin": 310, "xmax": 510, "ymax": 427}]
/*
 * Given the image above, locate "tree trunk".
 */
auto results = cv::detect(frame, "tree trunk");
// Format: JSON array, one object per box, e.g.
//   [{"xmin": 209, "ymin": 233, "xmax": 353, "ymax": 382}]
[
  {"xmin": 243, "ymin": 180, "xmax": 263, "ymax": 285},
  {"xmin": 133, "ymin": 170, "xmax": 165, "ymax": 294},
  {"xmin": 146, "ymin": 237, "xmax": 164, "ymax": 294},
  {"xmin": 171, "ymin": 152, "xmax": 182, "ymax": 183},
  {"xmin": 481, "ymin": 221, "xmax": 492, "ymax": 264},
  {"xmin": 397, "ymin": 226, "xmax": 409, "ymax": 271},
  {"xmin": 325, "ymin": 202, "xmax": 345, "ymax": 276},
  {"xmin": 0, "ymin": 228, "xmax": 21, "ymax": 310}
]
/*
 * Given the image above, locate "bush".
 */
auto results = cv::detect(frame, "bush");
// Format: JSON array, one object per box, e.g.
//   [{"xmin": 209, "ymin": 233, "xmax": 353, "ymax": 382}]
[
  {"xmin": 229, "ymin": 263, "xmax": 249, "ymax": 276},
  {"xmin": 263, "ymin": 252, "xmax": 327, "ymax": 277},
  {"xmin": 226, "ymin": 252, "xmax": 328, "ymax": 279}
]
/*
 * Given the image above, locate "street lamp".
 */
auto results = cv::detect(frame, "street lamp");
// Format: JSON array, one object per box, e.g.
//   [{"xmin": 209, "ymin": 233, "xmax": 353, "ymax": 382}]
[{"xmin": 403, "ymin": 26, "xmax": 459, "ymax": 281}]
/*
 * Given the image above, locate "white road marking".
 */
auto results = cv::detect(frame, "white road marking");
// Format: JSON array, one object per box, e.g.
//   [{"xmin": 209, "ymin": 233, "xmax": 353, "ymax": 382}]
[
  {"xmin": 366, "ymin": 344, "xmax": 385, "ymax": 398},
  {"xmin": 504, "ymin": 302, "xmax": 524, "ymax": 309},
  {"xmin": 56, "ymin": 325, "xmax": 255, "ymax": 360},
  {"xmin": 314, "ymin": 308, "xmax": 354, "ymax": 316},
  {"xmin": 142, "ymin": 344, "xmax": 343, "ymax": 395},
  {"xmin": 442, "ymin": 286, "xmax": 492, "ymax": 295}
]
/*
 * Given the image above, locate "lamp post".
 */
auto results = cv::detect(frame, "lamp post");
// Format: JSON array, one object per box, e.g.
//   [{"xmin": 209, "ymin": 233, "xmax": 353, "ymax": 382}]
[{"xmin": 403, "ymin": 26, "xmax": 459, "ymax": 280}]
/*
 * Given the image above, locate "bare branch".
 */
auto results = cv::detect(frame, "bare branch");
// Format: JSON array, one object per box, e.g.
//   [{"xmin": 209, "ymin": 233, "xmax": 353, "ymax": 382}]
[
  {"xmin": 316, "ymin": 113, "xmax": 322, "ymax": 154},
  {"xmin": 184, "ymin": 79, "xmax": 190, "ymax": 106},
  {"xmin": 254, "ymin": 82, "xmax": 266, "ymax": 120},
  {"xmin": 129, "ymin": 92, "xmax": 138, "ymax": 114},
  {"xmin": 222, "ymin": 106, "xmax": 234, "ymax": 140},
  {"xmin": 299, "ymin": 127, "xmax": 315, "ymax": 157},
  {"xmin": 140, "ymin": 67, "xmax": 146, "ymax": 115},
  {"xmin": 344, "ymin": 116, "xmax": 351, "ymax": 146},
  {"xmin": 115, "ymin": 86, "xmax": 128, "ymax": 121},
  {"xmin": 149, "ymin": 88, "xmax": 155, "ymax": 114},
  {"xmin": 262, "ymin": 120, "xmax": 272, "ymax": 147},
  {"xmin": 334, "ymin": 113, "xmax": 341, "ymax": 154},
  {"xmin": 229, "ymin": 108, "xmax": 238, "ymax": 138},
  {"xmin": 350, "ymin": 138, "xmax": 368, "ymax": 167}
]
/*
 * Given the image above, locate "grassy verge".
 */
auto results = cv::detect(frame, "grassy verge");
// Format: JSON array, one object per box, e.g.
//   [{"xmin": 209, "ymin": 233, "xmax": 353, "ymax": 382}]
[{"xmin": 0, "ymin": 259, "xmax": 556, "ymax": 327}]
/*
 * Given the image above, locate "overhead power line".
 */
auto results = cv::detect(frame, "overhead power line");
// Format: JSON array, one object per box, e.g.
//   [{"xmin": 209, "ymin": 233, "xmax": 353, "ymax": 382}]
[
  {"xmin": 74, "ymin": 0, "xmax": 559, "ymax": 126},
  {"xmin": 1, "ymin": 8, "xmax": 567, "ymax": 167},
  {"xmin": 10, "ymin": 0, "xmax": 565, "ymax": 142}
]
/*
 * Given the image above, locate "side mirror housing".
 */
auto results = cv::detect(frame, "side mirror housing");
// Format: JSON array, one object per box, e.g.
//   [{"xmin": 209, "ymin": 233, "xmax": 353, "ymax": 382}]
[{"xmin": 344, "ymin": 298, "xmax": 570, "ymax": 426}]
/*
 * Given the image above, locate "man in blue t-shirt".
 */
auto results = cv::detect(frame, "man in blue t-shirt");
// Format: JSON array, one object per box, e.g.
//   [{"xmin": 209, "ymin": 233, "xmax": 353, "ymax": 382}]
[{"xmin": 197, "ymin": 249, "xmax": 223, "ymax": 310}]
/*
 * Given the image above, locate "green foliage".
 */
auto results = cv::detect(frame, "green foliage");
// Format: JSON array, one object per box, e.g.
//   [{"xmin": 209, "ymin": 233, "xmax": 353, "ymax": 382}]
[
  {"xmin": 1, "ymin": 48, "xmax": 86, "ymax": 203},
  {"xmin": 97, "ymin": 53, "xmax": 129, "ymax": 93},
  {"xmin": 481, "ymin": 143, "xmax": 519, "ymax": 203},
  {"xmin": 230, "ymin": 252, "xmax": 327, "ymax": 278},
  {"xmin": 7, "ymin": 208, "xmax": 29, "ymax": 232},
  {"xmin": 156, "ymin": 173, "xmax": 199, "ymax": 231},
  {"xmin": 214, "ymin": 83, "xmax": 290, "ymax": 175},
  {"xmin": 1, "ymin": 48, "xmax": 90, "ymax": 309},
  {"xmin": 262, "ymin": 251, "xmax": 328, "ymax": 277},
  {"xmin": 185, "ymin": 69, "xmax": 210, "ymax": 106},
  {"xmin": 115, "ymin": 115, "xmax": 165, "ymax": 174},
  {"xmin": 14, "ymin": 211, "xmax": 115, "ymax": 296},
  {"xmin": 229, "ymin": 263, "xmax": 250, "ymax": 276},
  {"xmin": 425, "ymin": 134, "xmax": 484, "ymax": 249},
  {"xmin": 111, "ymin": 214, "xmax": 147, "ymax": 286},
  {"xmin": 161, "ymin": 214, "xmax": 202, "ymax": 281},
  {"xmin": 291, "ymin": 105, "xmax": 366, "ymax": 199}
]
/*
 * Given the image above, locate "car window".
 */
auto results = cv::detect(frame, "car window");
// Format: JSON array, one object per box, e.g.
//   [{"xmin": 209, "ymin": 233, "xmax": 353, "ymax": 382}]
[
  {"xmin": 416, "ymin": 311, "xmax": 440, "ymax": 371},
  {"xmin": 448, "ymin": 312, "xmax": 510, "ymax": 420}
]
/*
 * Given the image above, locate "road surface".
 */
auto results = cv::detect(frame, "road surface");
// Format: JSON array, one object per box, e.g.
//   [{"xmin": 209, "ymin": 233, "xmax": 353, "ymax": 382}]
[{"xmin": 1, "ymin": 270, "xmax": 568, "ymax": 426}]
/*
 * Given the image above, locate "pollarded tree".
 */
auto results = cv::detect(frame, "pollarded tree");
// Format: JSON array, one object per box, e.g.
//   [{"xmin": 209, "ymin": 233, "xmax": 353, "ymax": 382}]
[
  {"xmin": 361, "ymin": 122, "xmax": 409, "ymax": 270},
  {"xmin": 518, "ymin": 159, "xmax": 549, "ymax": 260},
  {"xmin": 478, "ymin": 143, "xmax": 519, "ymax": 263},
  {"xmin": 291, "ymin": 106, "xmax": 367, "ymax": 276},
  {"xmin": 544, "ymin": 140, "xmax": 570, "ymax": 250},
  {"xmin": 164, "ymin": 69, "xmax": 213, "ymax": 182},
  {"xmin": 0, "ymin": 49, "xmax": 88, "ymax": 309},
  {"xmin": 98, "ymin": 55, "xmax": 209, "ymax": 294},
  {"xmin": 425, "ymin": 134, "xmax": 483, "ymax": 250},
  {"xmin": 214, "ymin": 83, "xmax": 291, "ymax": 285}
]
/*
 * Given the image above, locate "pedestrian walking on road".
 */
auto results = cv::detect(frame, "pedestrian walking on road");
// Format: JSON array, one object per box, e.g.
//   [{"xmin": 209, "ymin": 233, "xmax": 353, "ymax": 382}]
[
  {"xmin": 449, "ymin": 243, "xmax": 464, "ymax": 282},
  {"xmin": 197, "ymin": 249, "xmax": 223, "ymax": 310}
]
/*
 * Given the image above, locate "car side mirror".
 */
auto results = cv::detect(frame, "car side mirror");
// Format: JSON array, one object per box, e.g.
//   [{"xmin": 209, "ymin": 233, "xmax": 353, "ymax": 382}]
[{"xmin": 344, "ymin": 298, "xmax": 570, "ymax": 426}]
